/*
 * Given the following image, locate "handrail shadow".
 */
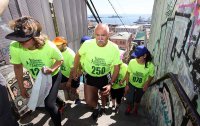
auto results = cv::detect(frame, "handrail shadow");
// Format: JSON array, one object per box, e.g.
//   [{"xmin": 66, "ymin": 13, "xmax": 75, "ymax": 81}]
[{"xmin": 149, "ymin": 72, "xmax": 200, "ymax": 126}]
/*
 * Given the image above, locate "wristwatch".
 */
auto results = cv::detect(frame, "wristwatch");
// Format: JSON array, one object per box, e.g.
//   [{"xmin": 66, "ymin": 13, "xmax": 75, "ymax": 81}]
[{"xmin": 108, "ymin": 81, "xmax": 114, "ymax": 85}]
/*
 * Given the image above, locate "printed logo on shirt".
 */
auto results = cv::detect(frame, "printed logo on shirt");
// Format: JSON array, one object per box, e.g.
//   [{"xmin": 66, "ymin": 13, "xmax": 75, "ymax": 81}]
[
  {"xmin": 91, "ymin": 57, "xmax": 106, "ymax": 66},
  {"xmin": 61, "ymin": 65, "xmax": 66, "ymax": 71},
  {"xmin": 26, "ymin": 58, "xmax": 45, "ymax": 76}
]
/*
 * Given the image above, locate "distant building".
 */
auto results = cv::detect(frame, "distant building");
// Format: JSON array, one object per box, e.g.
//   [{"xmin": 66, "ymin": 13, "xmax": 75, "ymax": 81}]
[
  {"xmin": 134, "ymin": 31, "xmax": 145, "ymax": 45},
  {"xmin": 145, "ymin": 28, "xmax": 151, "ymax": 46},
  {"xmin": 88, "ymin": 20, "xmax": 96, "ymax": 37},
  {"xmin": 108, "ymin": 24, "xmax": 118, "ymax": 33},
  {"xmin": 143, "ymin": 24, "xmax": 151, "ymax": 29},
  {"xmin": 115, "ymin": 25, "xmax": 143, "ymax": 34},
  {"xmin": 110, "ymin": 32, "xmax": 132, "ymax": 51}
]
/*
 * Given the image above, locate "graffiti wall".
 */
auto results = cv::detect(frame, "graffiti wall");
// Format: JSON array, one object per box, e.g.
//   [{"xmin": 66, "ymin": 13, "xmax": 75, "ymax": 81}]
[{"xmin": 142, "ymin": 0, "xmax": 200, "ymax": 125}]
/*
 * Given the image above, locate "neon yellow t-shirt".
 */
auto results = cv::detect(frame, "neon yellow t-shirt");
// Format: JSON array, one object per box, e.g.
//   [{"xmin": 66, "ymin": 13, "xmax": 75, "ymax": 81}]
[
  {"xmin": 79, "ymin": 39, "xmax": 122, "ymax": 77},
  {"xmin": 111, "ymin": 63, "xmax": 127, "ymax": 89},
  {"xmin": 9, "ymin": 40, "xmax": 63, "ymax": 79},
  {"xmin": 128, "ymin": 59, "xmax": 155, "ymax": 88},
  {"xmin": 61, "ymin": 47, "xmax": 75, "ymax": 78}
]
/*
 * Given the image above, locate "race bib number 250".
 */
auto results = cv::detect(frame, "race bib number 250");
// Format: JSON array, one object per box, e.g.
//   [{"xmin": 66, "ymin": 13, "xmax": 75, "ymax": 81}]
[{"xmin": 91, "ymin": 66, "xmax": 105, "ymax": 75}]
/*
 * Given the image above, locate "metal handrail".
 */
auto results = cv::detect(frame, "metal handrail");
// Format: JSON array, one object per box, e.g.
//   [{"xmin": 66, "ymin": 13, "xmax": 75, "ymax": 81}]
[{"xmin": 149, "ymin": 72, "xmax": 200, "ymax": 126}]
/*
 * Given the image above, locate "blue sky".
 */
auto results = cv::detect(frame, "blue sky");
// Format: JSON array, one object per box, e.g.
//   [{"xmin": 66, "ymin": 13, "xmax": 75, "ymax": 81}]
[{"xmin": 87, "ymin": 0, "xmax": 155, "ymax": 15}]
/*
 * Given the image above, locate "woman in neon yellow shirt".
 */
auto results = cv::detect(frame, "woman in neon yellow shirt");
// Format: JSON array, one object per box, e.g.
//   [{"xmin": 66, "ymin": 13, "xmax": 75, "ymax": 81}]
[
  {"xmin": 6, "ymin": 16, "xmax": 63, "ymax": 126},
  {"xmin": 123, "ymin": 45, "xmax": 155, "ymax": 115}
]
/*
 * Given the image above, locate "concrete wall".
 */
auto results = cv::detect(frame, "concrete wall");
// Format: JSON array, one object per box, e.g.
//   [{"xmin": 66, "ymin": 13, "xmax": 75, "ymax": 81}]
[{"xmin": 142, "ymin": 0, "xmax": 200, "ymax": 125}]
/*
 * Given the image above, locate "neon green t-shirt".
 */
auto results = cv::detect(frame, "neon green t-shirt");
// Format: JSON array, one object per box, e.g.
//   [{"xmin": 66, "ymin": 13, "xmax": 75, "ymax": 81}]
[
  {"xmin": 79, "ymin": 39, "xmax": 122, "ymax": 77},
  {"xmin": 80, "ymin": 40, "xmax": 90, "ymax": 72},
  {"xmin": 9, "ymin": 40, "xmax": 63, "ymax": 79},
  {"xmin": 128, "ymin": 59, "xmax": 155, "ymax": 88},
  {"xmin": 61, "ymin": 47, "xmax": 75, "ymax": 78},
  {"xmin": 111, "ymin": 63, "xmax": 127, "ymax": 89}
]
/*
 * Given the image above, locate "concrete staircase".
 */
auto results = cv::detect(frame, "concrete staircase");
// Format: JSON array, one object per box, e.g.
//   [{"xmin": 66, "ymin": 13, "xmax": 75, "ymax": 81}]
[{"xmin": 19, "ymin": 85, "xmax": 150, "ymax": 126}]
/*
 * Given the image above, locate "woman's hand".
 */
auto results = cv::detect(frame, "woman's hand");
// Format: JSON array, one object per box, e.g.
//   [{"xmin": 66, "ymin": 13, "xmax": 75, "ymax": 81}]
[
  {"xmin": 42, "ymin": 67, "xmax": 53, "ymax": 74},
  {"xmin": 143, "ymin": 84, "xmax": 149, "ymax": 92}
]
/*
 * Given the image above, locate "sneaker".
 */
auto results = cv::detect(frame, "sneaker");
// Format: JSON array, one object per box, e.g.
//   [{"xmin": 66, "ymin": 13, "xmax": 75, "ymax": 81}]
[
  {"xmin": 112, "ymin": 105, "xmax": 115, "ymax": 111},
  {"xmin": 115, "ymin": 106, "xmax": 119, "ymax": 113},
  {"xmin": 91, "ymin": 108, "xmax": 99, "ymax": 120},
  {"xmin": 125, "ymin": 105, "xmax": 132, "ymax": 115},
  {"xmin": 106, "ymin": 97, "xmax": 110, "ymax": 107},
  {"xmin": 99, "ymin": 108, "xmax": 106, "ymax": 116},
  {"xmin": 75, "ymin": 98, "xmax": 81, "ymax": 104},
  {"xmin": 58, "ymin": 103, "xmax": 67, "ymax": 114}
]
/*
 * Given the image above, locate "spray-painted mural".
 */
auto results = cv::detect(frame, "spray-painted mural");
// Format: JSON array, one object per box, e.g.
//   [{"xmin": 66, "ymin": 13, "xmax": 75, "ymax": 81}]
[{"xmin": 142, "ymin": 0, "xmax": 200, "ymax": 125}]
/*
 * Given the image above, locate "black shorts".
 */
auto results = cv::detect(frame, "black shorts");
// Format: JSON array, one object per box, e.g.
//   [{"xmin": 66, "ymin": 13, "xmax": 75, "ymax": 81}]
[
  {"xmin": 111, "ymin": 88, "xmax": 125, "ymax": 99},
  {"xmin": 61, "ymin": 74, "xmax": 80, "ymax": 89},
  {"xmin": 84, "ymin": 73, "xmax": 111, "ymax": 91}
]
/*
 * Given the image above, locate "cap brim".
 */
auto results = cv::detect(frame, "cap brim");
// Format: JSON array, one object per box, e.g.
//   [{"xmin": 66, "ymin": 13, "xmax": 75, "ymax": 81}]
[
  {"xmin": 53, "ymin": 42, "xmax": 65, "ymax": 45},
  {"xmin": 5, "ymin": 32, "xmax": 32, "ymax": 42},
  {"xmin": 131, "ymin": 52, "xmax": 137, "ymax": 58}
]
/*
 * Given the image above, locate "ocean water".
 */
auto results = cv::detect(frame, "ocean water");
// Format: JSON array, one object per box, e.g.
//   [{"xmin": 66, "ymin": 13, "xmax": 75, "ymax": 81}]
[{"xmin": 88, "ymin": 14, "xmax": 152, "ymax": 25}]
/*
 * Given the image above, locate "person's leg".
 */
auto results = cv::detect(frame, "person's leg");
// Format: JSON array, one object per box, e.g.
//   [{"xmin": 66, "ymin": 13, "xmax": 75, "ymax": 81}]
[
  {"xmin": 115, "ymin": 88, "xmax": 125, "ymax": 113},
  {"xmin": 0, "ymin": 85, "xmax": 18, "ymax": 126},
  {"xmin": 116, "ymin": 88, "xmax": 125, "ymax": 105},
  {"xmin": 99, "ymin": 93, "xmax": 107, "ymax": 115},
  {"xmin": 84, "ymin": 84, "xmax": 100, "ymax": 120},
  {"xmin": 71, "ymin": 78, "xmax": 80, "ymax": 104},
  {"xmin": 133, "ymin": 87, "xmax": 144, "ymax": 115},
  {"xmin": 110, "ymin": 88, "xmax": 116, "ymax": 109},
  {"xmin": 84, "ymin": 84, "xmax": 98, "ymax": 108},
  {"xmin": 45, "ymin": 72, "xmax": 62, "ymax": 126},
  {"xmin": 125, "ymin": 83, "xmax": 135, "ymax": 115}
]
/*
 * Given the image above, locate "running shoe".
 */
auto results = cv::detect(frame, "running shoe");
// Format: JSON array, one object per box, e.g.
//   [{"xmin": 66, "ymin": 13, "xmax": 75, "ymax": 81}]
[
  {"xmin": 91, "ymin": 108, "xmax": 99, "ymax": 120},
  {"xmin": 75, "ymin": 98, "xmax": 81, "ymax": 104},
  {"xmin": 115, "ymin": 106, "xmax": 119, "ymax": 113},
  {"xmin": 58, "ymin": 102, "xmax": 67, "ymax": 114},
  {"xmin": 112, "ymin": 105, "xmax": 115, "ymax": 111},
  {"xmin": 99, "ymin": 108, "xmax": 106, "ymax": 116},
  {"xmin": 125, "ymin": 105, "xmax": 132, "ymax": 115}
]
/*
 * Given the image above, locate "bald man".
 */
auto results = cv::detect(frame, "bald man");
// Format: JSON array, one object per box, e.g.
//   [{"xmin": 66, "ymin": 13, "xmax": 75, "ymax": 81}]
[{"xmin": 73, "ymin": 23, "xmax": 121, "ymax": 120}]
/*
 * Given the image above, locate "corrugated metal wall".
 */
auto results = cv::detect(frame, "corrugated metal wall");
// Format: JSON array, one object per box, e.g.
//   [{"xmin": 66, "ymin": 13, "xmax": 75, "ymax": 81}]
[
  {"xmin": 53, "ymin": 0, "xmax": 88, "ymax": 50},
  {"xmin": 0, "ymin": 0, "xmax": 88, "ymax": 66}
]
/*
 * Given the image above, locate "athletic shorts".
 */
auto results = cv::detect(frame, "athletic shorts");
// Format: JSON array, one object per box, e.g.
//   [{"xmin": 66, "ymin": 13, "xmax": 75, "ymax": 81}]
[
  {"xmin": 111, "ymin": 87, "xmax": 125, "ymax": 100},
  {"xmin": 61, "ymin": 74, "xmax": 80, "ymax": 89},
  {"xmin": 84, "ymin": 73, "xmax": 111, "ymax": 91}
]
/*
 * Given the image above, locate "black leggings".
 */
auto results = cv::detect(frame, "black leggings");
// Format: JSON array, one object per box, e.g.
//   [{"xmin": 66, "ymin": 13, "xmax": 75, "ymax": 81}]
[{"xmin": 45, "ymin": 72, "xmax": 62, "ymax": 126}]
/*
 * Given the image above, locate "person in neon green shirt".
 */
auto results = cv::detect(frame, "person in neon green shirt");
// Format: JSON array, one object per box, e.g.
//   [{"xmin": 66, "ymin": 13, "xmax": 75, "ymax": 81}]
[
  {"xmin": 53, "ymin": 36, "xmax": 81, "ymax": 104},
  {"xmin": 122, "ymin": 45, "xmax": 155, "ymax": 115},
  {"xmin": 79, "ymin": 35, "xmax": 92, "ymax": 83},
  {"xmin": 6, "ymin": 16, "xmax": 63, "ymax": 126},
  {"xmin": 73, "ymin": 23, "xmax": 121, "ymax": 120},
  {"xmin": 111, "ymin": 62, "xmax": 127, "ymax": 113}
]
